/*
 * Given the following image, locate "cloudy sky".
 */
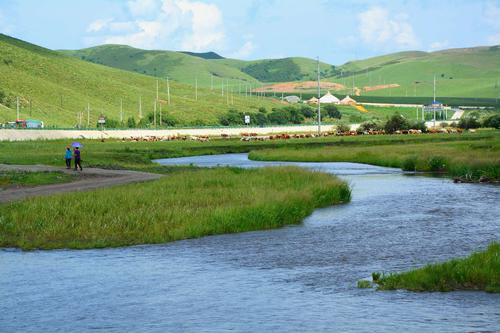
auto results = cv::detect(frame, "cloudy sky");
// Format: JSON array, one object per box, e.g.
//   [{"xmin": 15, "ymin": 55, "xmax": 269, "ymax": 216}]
[{"xmin": 0, "ymin": 0, "xmax": 499, "ymax": 64}]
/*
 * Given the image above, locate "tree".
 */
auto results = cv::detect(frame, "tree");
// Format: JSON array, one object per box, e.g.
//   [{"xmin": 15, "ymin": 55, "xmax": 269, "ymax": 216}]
[
  {"xmin": 384, "ymin": 114, "xmax": 410, "ymax": 133},
  {"xmin": 299, "ymin": 105, "xmax": 315, "ymax": 118},
  {"xmin": 127, "ymin": 117, "xmax": 136, "ymax": 128},
  {"xmin": 458, "ymin": 116, "xmax": 480, "ymax": 129},
  {"xmin": 267, "ymin": 108, "xmax": 290, "ymax": 124},
  {"xmin": 482, "ymin": 114, "xmax": 500, "ymax": 129},
  {"xmin": 323, "ymin": 104, "xmax": 341, "ymax": 119}
]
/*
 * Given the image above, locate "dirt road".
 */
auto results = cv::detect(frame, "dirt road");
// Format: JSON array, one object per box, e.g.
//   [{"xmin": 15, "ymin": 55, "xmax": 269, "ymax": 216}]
[{"xmin": 0, "ymin": 164, "xmax": 162, "ymax": 203}]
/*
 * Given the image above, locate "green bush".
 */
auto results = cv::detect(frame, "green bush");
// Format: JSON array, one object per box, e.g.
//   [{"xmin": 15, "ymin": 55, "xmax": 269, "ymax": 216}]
[
  {"xmin": 402, "ymin": 156, "xmax": 418, "ymax": 171},
  {"xmin": 428, "ymin": 156, "xmax": 447, "ymax": 172},
  {"xmin": 384, "ymin": 114, "xmax": 410, "ymax": 133},
  {"xmin": 482, "ymin": 114, "xmax": 500, "ymax": 129},
  {"xmin": 458, "ymin": 116, "xmax": 480, "ymax": 129},
  {"xmin": 127, "ymin": 117, "xmax": 136, "ymax": 128},
  {"xmin": 323, "ymin": 104, "xmax": 342, "ymax": 119}
]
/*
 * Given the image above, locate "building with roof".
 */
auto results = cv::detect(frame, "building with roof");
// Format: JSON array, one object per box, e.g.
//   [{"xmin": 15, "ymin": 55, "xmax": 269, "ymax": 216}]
[
  {"xmin": 284, "ymin": 95, "xmax": 300, "ymax": 104},
  {"xmin": 340, "ymin": 95, "xmax": 357, "ymax": 105},
  {"xmin": 319, "ymin": 91, "xmax": 340, "ymax": 104}
]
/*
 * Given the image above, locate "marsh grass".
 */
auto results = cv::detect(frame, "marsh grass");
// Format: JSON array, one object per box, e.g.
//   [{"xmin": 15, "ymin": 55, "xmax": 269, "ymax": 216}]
[
  {"xmin": 0, "ymin": 167, "xmax": 350, "ymax": 250},
  {"xmin": 376, "ymin": 243, "xmax": 500, "ymax": 293},
  {"xmin": 0, "ymin": 171, "xmax": 74, "ymax": 188},
  {"xmin": 249, "ymin": 133, "xmax": 500, "ymax": 181}
]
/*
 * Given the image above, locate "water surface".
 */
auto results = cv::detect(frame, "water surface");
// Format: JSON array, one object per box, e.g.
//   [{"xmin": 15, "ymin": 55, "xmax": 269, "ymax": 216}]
[{"xmin": 1, "ymin": 154, "xmax": 499, "ymax": 332}]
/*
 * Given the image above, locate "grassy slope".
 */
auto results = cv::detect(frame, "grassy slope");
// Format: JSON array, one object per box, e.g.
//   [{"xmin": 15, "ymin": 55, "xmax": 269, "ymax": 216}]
[
  {"xmin": 0, "ymin": 171, "xmax": 74, "ymax": 188},
  {"xmin": 0, "ymin": 34, "xmax": 282, "ymax": 127},
  {"xmin": 249, "ymin": 131, "xmax": 500, "ymax": 181},
  {"xmin": 328, "ymin": 46, "xmax": 500, "ymax": 98},
  {"xmin": 377, "ymin": 243, "xmax": 500, "ymax": 293},
  {"xmin": 61, "ymin": 45, "xmax": 260, "ymax": 87},
  {"xmin": 0, "ymin": 167, "xmax": 350, "ymax": 250}
]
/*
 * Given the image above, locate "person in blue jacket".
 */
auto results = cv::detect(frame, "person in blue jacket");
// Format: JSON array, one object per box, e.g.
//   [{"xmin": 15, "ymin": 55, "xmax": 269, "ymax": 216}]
[{"xmin": 65, "ymin": 147, "xmax": 72, "ymax": 169}]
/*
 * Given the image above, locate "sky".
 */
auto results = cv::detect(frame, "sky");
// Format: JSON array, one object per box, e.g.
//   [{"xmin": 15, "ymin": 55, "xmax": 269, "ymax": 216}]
[{"xmin": 0, "ymin": 0, "xmax": 499, "ymax": 65}]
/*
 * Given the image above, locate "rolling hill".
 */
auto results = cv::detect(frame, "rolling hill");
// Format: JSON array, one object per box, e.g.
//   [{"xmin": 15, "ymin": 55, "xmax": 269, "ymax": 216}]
[
  {"xmin": 62, "ymin": 45, "xmax": 336, "ymax": 86},
  {"xmin": 0, "ymin": 34, "xmax": 282, "ymax": 127},
  {"xmin": 328, "ymin": 46, "xmax": 500, "ymax": 98}
]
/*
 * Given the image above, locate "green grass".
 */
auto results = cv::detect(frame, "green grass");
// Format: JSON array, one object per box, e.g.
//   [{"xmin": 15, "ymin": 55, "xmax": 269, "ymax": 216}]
[
  {"xmin": 0, "ymin": 34, "xmax": 282, "ymax": 127},
  {"xmin": 329, "ymin": 46, "xmax": 500, "ymax": 98},
  {"xmin": 249, "ymin": 131, "xmax": 500, "ymax": 182},
  {"xmin": 0, "ymin": 171, "xmax": 74, "ymax": 188},
  {"xmin": 0, "ymin": 167, "xmax": 350, "ymax": 250},
  {"xmin": 376, "ymin": 243, "xmax": 500, "ymax": 293}
]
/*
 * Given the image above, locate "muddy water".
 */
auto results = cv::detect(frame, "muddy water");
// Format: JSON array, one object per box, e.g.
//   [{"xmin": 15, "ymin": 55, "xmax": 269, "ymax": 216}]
[{"xmin": 1, "ymin": 154, "xmax": 499, "ymax": 332}]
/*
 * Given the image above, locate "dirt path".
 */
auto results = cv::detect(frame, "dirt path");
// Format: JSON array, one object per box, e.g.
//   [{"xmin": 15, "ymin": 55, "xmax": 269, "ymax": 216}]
[{"xmin": 0, "ymin": 164, "xmax": 162, "ymax": 203}]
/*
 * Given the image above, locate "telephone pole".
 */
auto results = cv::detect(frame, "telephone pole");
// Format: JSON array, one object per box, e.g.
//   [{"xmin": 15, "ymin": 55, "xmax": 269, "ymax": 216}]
[
  {"xmin": 139, "ymin": 96, "xmax": 142, "ymax": 119},
  {"xmin": 317, "ymin": 57, "xmax": 321, "ymax": 135},
  {"xmin": 166, "ymin": 77, "xmax": 171, "ymax": 105},
  {"xmin": 195, "ymin": 76, "xmax": 198, "ymax": 101}
]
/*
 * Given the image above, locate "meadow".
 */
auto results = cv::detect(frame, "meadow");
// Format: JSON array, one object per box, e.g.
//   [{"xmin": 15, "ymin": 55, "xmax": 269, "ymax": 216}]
[
  {"xmin": 375, "ymin": 243, "xmax": 499, "ymax": 293},
  {"xmin": 0, "ymin": 171, "xmax": 74, "ymax": 188},
  {"xmin": 249, "ymin": 130, "xmax": 500, "ymax": 182},
  {"xmin": 0, "ymin": 167, "xmax": 350, "ymax": 250}
]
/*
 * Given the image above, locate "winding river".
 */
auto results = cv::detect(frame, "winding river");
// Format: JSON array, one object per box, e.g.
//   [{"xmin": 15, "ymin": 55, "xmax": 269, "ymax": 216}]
[{"xmin": 1, "ymin": 154, "xmax": 499, "ymax": 332}]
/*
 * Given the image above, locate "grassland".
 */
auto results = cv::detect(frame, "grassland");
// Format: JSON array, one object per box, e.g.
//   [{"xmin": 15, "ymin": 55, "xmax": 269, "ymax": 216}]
[
  {"xmin": 248, "ymin": 130, "xmax": 500, "ymax": 182},
  {"xmin": 0, "ymin": 167, "xmax": 350, "ymax": 250},
  {"xmin": 376, "ymin": 243, "xmax": 500, "ymax": 293},
  {"xmin": 0, "ymin": 34, "xmax": 282, "ymax": 127},
  {"xmin": 0, "ymin": 171, "xmax": 74, "ymax": 188},
  {"xmin": 329, "ymin": 46, "xmax": 500, "ymax": 98}
]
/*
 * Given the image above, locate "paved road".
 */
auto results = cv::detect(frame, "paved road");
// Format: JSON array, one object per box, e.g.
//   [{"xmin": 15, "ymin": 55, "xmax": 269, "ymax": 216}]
[{"xmin": 0, "ymin": 164, "xmax": 162, "ymax": 203}]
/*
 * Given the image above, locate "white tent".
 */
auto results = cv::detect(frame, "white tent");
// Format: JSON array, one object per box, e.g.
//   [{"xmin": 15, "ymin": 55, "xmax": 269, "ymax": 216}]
[
  {"xmin": 340, "ymin": 95, "xmax": 357, "ymax": 105},
  {"xmin": 307, "ymin": 96, "xmax": 319, "ymax": 104},
  {"xmin": 319, "ymin": 91, "xmax": 340, "ymax": 104}
]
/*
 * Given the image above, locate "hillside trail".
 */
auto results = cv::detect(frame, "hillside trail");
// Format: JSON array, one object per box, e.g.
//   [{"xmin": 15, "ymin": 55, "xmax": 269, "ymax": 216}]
[{"xmin": 0, "ymin": 164, "xmax": 162, "ymax": 203}]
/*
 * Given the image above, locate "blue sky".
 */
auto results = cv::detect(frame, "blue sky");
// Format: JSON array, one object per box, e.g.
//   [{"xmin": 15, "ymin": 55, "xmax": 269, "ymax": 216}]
[{"xmin": 0, "ymin": 0, "xmax": 499, "ymax": 64}]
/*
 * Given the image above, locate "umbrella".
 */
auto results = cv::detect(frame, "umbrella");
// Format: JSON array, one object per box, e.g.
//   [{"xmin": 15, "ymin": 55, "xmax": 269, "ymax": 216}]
[{"xmin": 71, "ymin": 142, "xmax": 83, "ymax": 148}]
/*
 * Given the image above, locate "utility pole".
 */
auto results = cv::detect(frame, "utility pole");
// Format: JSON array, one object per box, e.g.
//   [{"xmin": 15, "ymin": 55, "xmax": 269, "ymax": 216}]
[
  {"xmin": 433, "ymin": 74, "xmax": 436, "ymax": 103},
  {"xmin": 16, "ymin": 96, "xmax": 20, "ymax": 120},
  {"xmin": 120, "ymin": 99, "xmax": 123, "ymax": 124},
  {"xmin": 139, "ymin": 96, "xmax": 142, "ymax": 119},
  {"xmin": 156, "ymin": 79, "xmax": 159, "ymax": 101},
  {"xmin": 153, "ymin": 99, "xmax": 157, "ymax": 128},
  {"xmin": 159, "ymin": 102, "xmax": 162, "ymax": 126},
  {"xmin": 317, "ymin": 57, "xmax": 321, "ymax": 136},
  {"xmin": 87, "ymin": 102, "xmax": 90, "ymax": 127},
  {"xmin": 166, "ymin": 77, "xmax": 171, "ymax": 105},
  {"xmin": 195, "ymin": 76, "xmax": 198, "ymax": 101}
]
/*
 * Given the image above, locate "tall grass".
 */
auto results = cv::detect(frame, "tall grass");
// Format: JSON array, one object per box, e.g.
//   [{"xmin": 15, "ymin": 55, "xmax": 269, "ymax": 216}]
[
  {"xmin": 249, "ymin": 133, "xmax": 500, "ymax": 182},
  {"xmin": 0, "ymin": 167, "xmax": 350, "ymax": 250},
  {"xmin": 376, "ymin": 243, "xmax": 500, "ymax": 293},
  {"xmin": 0, "ymin": 171, "xmax": 74, "ymax": 188}
]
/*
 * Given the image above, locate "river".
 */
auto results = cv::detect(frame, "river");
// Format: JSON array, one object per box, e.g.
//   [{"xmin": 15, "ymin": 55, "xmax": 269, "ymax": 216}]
[{"xmin": 1, "ymin": 154, "xmax": 499, "ymax": 332}]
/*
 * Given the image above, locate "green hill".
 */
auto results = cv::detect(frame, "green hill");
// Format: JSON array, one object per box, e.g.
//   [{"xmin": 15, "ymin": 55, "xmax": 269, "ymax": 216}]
[
  {"xmin": 63, "ymin": 45, "xmax": 337, "ymax": 85},
  {"xmin": 328, "ymin": 46, "xmax": 500, "ymax": 98},
  {"xmin": 0, "ymin": 34, "xmax": 282, "ymax": 127}
]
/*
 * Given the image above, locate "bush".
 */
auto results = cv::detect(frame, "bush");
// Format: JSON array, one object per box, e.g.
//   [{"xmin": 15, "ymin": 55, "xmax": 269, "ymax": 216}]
[
  {"xmin": 410, "ymin": 120, "xmax": 427, "ymax": 132},
  {"xmin": 402, "ymin": 156, "xmax": 418, "ymax": 171},
  {"xmin": 428, "ymin": 156, "xmax": 447, "ymax": 172},
  {"xmin": 219, "ymin": 109, "xmax": 244, "ymax": 126},
  {"xmin": 458, "ymin": 116, "xmax": 480, "ymax": 129},
  {"xmin": 482, "ymin": 114, "xmax": 500, "ymax": 129},
  {"xmin": 300, "ymin": 105, "xmax": 316, "ymax": 118},
  {"xmin": 384, "ymin": 114, "xmax": 410, "ymax": 133},
  {"xmin": 336, "ymin": 123, "xmax": 350, "ymax": 133},
  {"xmin": 127, "ymin": 117, "xmax": 136, "ymax": 128},
  {"xmin": 267, "ymin": 108, "xmax": 290, "ymax": 125},
  {"xmin": 258, "ymin": 107, "xmax": 267, "ymax": 114},
  {"xmin": 323, "ymin": 104, "xmax": 341, "ymax": 119},
  {"xmin": 255, "ymin": 113, "xmax": 268, "ymax": 126},
  {"xmin": 358, "ymin": 120, "xmax": 383, "ymax": 133}
]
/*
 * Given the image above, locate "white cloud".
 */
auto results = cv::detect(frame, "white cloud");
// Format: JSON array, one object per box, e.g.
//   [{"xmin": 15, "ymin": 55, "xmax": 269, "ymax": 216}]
[
  {"xmin": 358, "ymin": 6, "xmax": 418, "ymax": 48},
  {"xmin": 429, "ymin": 40, "xmax": 449, "ymax": 51},
  {"xmin": 487, "ymin": 33, "xmax": 500, "ymax": 44},
  {"xmin": 230, "ymin": 41, "xmax": 255, "ymax": 59},
  {"xmin": 87, "ymin": 18, "xmax": 112, "ymax": 33},
  {"xmin": 85, "ymin": 0, "xmax": 225, "ymax": 51},
  {"xmin": 127, "ymin": 0, "xmax": 160, "ymax": 17},
  {"xmin": 484, "ymin": 1, "xmax": 500, "ymax": 29}
]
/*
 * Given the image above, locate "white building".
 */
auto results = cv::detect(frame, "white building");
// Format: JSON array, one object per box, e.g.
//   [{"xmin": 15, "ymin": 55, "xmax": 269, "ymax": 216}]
[{"xmin": 319, "ymin": 91, "xmax": 340, "ymax": 104}]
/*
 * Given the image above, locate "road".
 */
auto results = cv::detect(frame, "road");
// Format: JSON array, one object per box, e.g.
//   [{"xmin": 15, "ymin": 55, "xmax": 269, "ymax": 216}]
[{"xmin": 0, "ymin": 164, "xmax": 162, "ymax": 203}]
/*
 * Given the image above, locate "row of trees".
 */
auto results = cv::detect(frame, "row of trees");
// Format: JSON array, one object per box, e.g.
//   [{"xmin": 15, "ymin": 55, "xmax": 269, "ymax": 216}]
[{"xmin": 218, "ymin": 105, "xmax": 342, "ymax": 126}]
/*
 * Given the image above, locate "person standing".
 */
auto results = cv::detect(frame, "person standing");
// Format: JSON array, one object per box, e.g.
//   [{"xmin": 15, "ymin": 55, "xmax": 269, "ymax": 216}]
[
  {"xmin": 74, "ymin": 146, "xmax": 82, "ymax": 171},
  {"xmin": 65, "ymin": 147, "xmax": 72, "ymax": 169}
]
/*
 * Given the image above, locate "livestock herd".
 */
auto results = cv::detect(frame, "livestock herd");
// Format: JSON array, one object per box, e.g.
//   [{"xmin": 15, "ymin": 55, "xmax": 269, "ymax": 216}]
[{"xmin": 121, "ymin": 127, "xmax": 464, "ymax": 143}]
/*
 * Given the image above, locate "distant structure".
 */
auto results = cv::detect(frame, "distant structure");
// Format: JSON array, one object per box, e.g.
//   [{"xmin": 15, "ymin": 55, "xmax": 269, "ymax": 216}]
[
  {"xmin": 422, "ymin": 101, "xmax": 452, "ymax": 124},
  {"xmin": 284, "ymin": 95, "xmax": 300, "ymax": 104},
  {"xmin": 319, "ymin": 91, "xmax": 340, "ymax": 104},
  {"xmin": 340, "ymin": 95, "xmax": 357, "ymax": 105},
  {"xmin": 307, "ymin": 96, "xmax": 319, "ymax": 105}
]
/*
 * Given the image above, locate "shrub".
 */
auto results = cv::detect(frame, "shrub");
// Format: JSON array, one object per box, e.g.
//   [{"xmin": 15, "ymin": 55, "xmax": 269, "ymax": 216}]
[
  {"xmin": 255, "ymin": 113, "xmax": 268, "ymax": 126},
  {"xmin": 267, "ymin": 108, "xmax": 290, "ymax": 125},
  {"xmin": 127, "ymin": 117, "xmax": 136, "ymax": 128},
  {"xmin": 219, "ymin": 109, "xmax": 244, "ymax": 126},
  {"xmin": 323, "ymin": 104, "xmax": 341, "ymax": 119},
  {"xmin": 402, "ymin": 156, "xmax": 418, "ymax": 171},
  {"xmin": 458, "ymin": 116, "xmax": 480, "ymax": 129},
  {"xmin": 410, "ymin": 120, "xmax": 428, "ymax": 132},
  {"xmin": 384, "ymin": 114, "xmax": 410, "ymax": 133},
  {"xmin": 258, "ymin": 107, "xmax": 267, "ymax": 114},
  {"xmin": 358, "ymin": 120, "xmax": 383, "ymax": 133},
  {"xmin": 336, "ymin": 123, "xmax": 350, "ymax": 133},
  {"xmin": 300, "ymin": 105, "xmax": 316, "ymax": 118},
  {"xmin": 428, "ymin": 156, "xmax": 447, "ymax": 172},
  {"xmin": 482, "ymin": 114, "xmax": 500, "ymax": 129}
]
